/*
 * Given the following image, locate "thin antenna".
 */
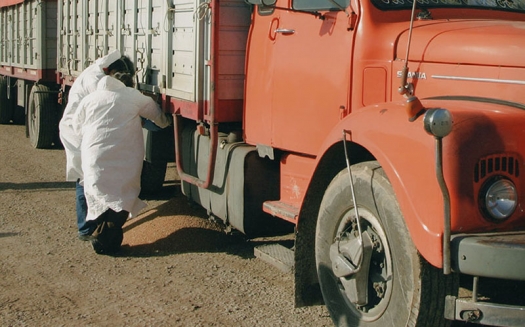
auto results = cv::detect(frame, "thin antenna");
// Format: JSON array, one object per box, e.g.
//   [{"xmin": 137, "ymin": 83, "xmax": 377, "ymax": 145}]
[{"xmin": 398, "ymin": 0, "xmax": 418, "ymax": 96}]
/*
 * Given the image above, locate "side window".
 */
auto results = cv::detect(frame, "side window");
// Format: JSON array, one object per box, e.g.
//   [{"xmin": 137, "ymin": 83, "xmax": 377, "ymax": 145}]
[{"xmin": 293, "ymin": 0, "xmax": 349, "ymax": 11}]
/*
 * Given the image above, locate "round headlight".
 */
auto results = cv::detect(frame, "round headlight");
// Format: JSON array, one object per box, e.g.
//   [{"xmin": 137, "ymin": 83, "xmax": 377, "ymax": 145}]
[{"xmin": 480, "ymin": 177, "xmax": 517, "ymax": 221}]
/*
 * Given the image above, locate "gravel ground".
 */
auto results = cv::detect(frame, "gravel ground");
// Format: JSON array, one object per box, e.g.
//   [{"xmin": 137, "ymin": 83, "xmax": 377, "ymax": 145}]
[{"xmin": 0, "ymin": 124, "xmax": 333, "ymax": 327}]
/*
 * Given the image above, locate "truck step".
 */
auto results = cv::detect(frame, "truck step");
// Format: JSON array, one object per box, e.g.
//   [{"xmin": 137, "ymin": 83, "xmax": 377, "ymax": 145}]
[
  {"xmin": 254, "ymin": 243, "xmax": 294, "ymax": 274},
  {"xmin": 262, "ymin": 200, "xmax": 299, "ymax": 223}
]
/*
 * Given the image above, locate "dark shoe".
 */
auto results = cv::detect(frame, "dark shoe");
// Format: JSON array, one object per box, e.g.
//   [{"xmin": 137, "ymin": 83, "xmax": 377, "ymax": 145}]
[
  {"xmin": 91, "ymin": 234, "xmax": 122, "ymax": 254},
  {"xmin": 89, "ymin": 209, "xmax": 127, "ymax": 254},
  {"xmin": 78, "ymin": 233, "xmax": 94, "ymax": 241},
  {"xmin": 91, "ymin": 238, "xmax": 103, "ymax": 254}
]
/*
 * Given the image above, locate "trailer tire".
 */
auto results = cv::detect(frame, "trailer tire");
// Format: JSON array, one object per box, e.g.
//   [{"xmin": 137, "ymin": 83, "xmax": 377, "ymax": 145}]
[
  {"xmin": 0, "ymin": 76, "xmax": 13, "ymax": 124},
  {"xmin": 140, "ymin": 160, "xmax": 168, "ymax": 196},
  {"xmin": 28, "ymin": 84, "xmax": 57, "ymax": 149},
  {"xmin": 315, "ymin": 161, "xmax": 456, "ymax": 327}
]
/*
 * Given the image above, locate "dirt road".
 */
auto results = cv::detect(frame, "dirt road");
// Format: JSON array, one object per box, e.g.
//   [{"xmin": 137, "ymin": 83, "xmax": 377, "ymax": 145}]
[{"xmin": 0, "ymin": 124, "xmax": 332, "ymax": 326}]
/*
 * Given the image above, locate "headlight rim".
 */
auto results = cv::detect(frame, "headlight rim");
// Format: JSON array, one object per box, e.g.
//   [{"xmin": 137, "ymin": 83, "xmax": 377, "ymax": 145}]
[{"xmin": 478, "ymin": 175, "xmax": 518, "ymax": 222}]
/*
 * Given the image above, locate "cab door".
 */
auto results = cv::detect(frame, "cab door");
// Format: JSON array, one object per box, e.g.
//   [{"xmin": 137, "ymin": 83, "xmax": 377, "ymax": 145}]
[{"xmin": 245, "ymin": 0, "xmax": 355, "ymax": 156}]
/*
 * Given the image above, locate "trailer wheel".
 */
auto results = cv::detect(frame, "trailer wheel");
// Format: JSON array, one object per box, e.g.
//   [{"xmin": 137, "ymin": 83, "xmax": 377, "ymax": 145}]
[
  {"xmin": 139, "ymin": 160, "xmax": 168, "ymax": 196},
  {"xmin": 0, "ymin": 76, "xmax": 13, "ymax": 124},
  {"xmin": 28, "ymin": 84, "xmax": 57, "ymax": 149},
  {"xmin": 316, "ymin": 161, "xmax": 456, "ymax": 327}
]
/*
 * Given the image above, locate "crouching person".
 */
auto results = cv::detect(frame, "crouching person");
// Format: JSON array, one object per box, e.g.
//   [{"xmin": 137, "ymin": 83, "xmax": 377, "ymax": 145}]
[{"xmin": 73, "ymin": 69, "xmax": 171, "ymax": 254}]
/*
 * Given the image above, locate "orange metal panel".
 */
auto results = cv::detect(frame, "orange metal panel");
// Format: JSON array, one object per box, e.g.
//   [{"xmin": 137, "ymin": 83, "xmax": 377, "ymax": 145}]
[
  {"xmin": 443, "ymin": 105, "xmax": 525, "ymax": 233},
  {"xmin": 315, "ymin": 101, "xmax": 446, "ymax": 267},
  {"xmin": 315, "ymin": 95, "xmax": 525, "ymax": 268},
  {"xmin": 245, "ymin": 7, "xmax": 353, "ymax": 155},
  {"xmin": 390, "ymin": 61, "xmax": 525, "ymax": 105},
  {"xmin": 244, "ymin": 12, "xmax": 277, "ymax": 146},
  {"xmin": 396, "ymin": 20, "xmax": 525, "ymax": 67},
  {"xmin": 362, "ymin": 67, "xmax": 387, "ymax": 106},
  {"xmin": 280, "ymin": 153, "xmax": 316, "ymax": 208}
]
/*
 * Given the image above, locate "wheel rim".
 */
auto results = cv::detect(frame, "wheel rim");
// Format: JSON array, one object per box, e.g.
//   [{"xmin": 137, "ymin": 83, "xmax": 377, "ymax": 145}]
[{"xmin": 331, "ymin": 206, "xmax": 393, "ymax": 321}]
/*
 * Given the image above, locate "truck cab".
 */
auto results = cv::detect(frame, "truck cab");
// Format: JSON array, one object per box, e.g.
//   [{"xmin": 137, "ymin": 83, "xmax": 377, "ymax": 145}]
[{"xmin": 175, "ymin": 0, "xmax": 525, "ymax": 325}]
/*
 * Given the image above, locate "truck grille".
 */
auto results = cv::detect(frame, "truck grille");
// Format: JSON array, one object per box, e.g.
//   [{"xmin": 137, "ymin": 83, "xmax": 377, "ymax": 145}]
[{"xmin": 474, "ymin": 155, "xmax": 520, "ymax": 183}]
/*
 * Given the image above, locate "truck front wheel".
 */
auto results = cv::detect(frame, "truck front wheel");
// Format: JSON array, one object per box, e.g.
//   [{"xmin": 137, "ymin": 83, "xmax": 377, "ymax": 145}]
[{"xmin": 315, "ymin": 161, "xmax": 456, "ymax": 327}]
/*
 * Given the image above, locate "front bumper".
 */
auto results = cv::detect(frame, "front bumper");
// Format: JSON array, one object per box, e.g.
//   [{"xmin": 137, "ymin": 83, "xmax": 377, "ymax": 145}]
[
  {"xmin": 445, "ymin": 232, "xmax": 525, "ymax": 326},
  {"xmin": 445, "ymin": 295, "xmax": 525, "ymax": 326},
  {"xmin": 451, "ymin": 231, "xmax": 525, "ymax": 280}
]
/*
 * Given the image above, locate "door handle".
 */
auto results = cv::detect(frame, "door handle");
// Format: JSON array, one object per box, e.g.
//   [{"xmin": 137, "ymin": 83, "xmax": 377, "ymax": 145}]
[{"xmin": 275, "ymin": 28, "xmax": 295, "ymax": 35}]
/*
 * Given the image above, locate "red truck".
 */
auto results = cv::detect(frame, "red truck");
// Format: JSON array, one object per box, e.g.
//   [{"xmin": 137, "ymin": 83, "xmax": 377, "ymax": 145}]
[
  {"xmin": 172, "ymin": 0, "xmax": 525, "ymax": 326},
  {"xmin": 1, "ymin": 0, "xmax": 524, "ymax": 325}
]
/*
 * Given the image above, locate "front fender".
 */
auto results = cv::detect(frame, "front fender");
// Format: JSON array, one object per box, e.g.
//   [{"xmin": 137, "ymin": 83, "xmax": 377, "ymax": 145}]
[{"xmin": 315, "ymin": 101, "xmax": 445, "ymax": 268}]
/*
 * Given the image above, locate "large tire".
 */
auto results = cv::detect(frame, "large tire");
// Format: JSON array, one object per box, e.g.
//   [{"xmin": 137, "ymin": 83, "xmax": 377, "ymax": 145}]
[
  {"xmin": 28, "ymin": 84, "xmax": 57, "ymax": 149},
  {"xmin": 140, "ymin": 160, "xmax": 168, "ymax": 196},
  {"xmin": 0, "ymin": 76, "xmax": 13, "ymax": 124},
  {"xmin": 316, "ymin": 161, "xmax": 457, "ymax": 327}
]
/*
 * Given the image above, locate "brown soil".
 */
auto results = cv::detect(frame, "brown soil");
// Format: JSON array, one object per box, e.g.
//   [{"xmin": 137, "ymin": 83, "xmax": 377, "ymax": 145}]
[
  {"xmin": 0, "ymin": 124, "xmax": 332, "ymax": 326},
  {"xmin": 0, "ymin": 123, "xmax": 501, "ymax": 327}
]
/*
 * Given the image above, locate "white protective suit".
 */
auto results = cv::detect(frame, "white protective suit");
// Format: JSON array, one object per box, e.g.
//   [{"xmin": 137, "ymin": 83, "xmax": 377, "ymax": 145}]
[
  {"xmin": 73, "ymin": 75, "xmax": 170, "ymax": 222},
  {"xmin": 59, "ymin": 50, "xmax": 121, "ymax": 181}
]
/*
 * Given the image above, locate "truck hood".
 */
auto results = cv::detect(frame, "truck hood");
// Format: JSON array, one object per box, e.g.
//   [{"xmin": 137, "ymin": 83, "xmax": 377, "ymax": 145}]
[{"xmin": 397, "ymin": 20, "xmax": 525, "ymax": 67}]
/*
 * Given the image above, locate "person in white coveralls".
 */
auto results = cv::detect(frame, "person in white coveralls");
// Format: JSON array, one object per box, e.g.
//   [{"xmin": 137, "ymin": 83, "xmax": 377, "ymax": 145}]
[
  {"xmin": 73, "ymin": 70, "xmax": 171, "ymax": 254},
  {"xmin": 59, "ymin": 50, "xmax": 134, "ymax": 240}
]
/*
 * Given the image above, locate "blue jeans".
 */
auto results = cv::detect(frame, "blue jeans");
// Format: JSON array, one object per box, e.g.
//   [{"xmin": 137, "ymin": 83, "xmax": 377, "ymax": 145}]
[{"xmin": 76, "ymin": 180, "xmax": 93, "ymax": 235}]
